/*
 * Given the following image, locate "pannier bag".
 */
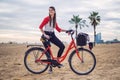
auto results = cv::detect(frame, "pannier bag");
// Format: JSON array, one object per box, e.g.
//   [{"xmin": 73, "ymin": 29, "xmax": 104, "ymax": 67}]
[
  {"xmin": 89, "ymin": 42, "xmax": 93, "ymax": 50},
  {"xmin": 77, "ymin": 33, "xmax": 89, "ymax": 46}
]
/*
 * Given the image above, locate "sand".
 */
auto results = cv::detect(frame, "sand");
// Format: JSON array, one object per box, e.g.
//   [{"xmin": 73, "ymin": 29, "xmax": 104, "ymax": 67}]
[{"xmin": 0, "ymin": 43, "xmax": 120, "ymax": 80}]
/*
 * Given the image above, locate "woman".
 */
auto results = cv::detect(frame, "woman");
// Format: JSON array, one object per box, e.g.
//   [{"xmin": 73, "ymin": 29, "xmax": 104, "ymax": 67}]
[{"xmin": 39, "ymin": 6, "xmax": 67, "ymax": 73}]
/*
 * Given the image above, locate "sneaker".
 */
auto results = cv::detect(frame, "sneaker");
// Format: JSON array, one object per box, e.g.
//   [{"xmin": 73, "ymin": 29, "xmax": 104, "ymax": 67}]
[
  {"xmin": 51, "ymin": 60, "xmax": 64, "ymax": 68},
  {"xmin": 48, "ymin": 65, "xmax": 53, "ymax": 74},
  {"xmin": 54, "ymin": 60, "xmax": 64, "ymax": 68},
  {"xmin": 48, "ymin": 69, "xmax": 52, "ymax": 74}
]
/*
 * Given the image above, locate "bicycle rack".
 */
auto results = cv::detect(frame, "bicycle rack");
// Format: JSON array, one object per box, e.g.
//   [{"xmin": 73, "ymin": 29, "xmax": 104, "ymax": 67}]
[{"xmin": 27, "ymin": 44, "xmax": 44, "ymax": 48}]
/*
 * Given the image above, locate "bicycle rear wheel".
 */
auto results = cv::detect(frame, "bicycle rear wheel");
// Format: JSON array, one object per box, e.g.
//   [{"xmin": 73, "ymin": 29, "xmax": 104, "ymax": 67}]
[
  {"xmin": 69, "ymin": 48, "xmax": 96, "ymax": 75},
  {"xmin": 24, "ymin": 47, "xmax": 49, "ymax": 74}
]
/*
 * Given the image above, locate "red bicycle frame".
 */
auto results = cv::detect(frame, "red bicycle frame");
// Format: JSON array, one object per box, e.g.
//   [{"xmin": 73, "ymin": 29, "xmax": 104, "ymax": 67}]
[{"xmin": 36, "ymin": 33, "xmax": 83, "ymax": 64}]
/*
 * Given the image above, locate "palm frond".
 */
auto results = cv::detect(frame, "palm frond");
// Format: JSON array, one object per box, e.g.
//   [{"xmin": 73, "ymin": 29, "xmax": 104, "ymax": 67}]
[
  {"xmin": 88, "ymin": 11, "xmax": 101, "ymax": 26},
  {"xmin": 93, "ymin": 11, "xmax": 98, "ymax": 16},
  {"xmin": 69, "ymin": 15, "xmax": 88, "ymax": 30},
  {"xmin": 96, "ymin": 16, "xmax": 101, "ymax": 22},
  {"xmin": 69, "ymin": 20, "xmax": 74, "ymax": 24},
  {"xmin": 73, "ymin": 15, "xmax": 76, "ymax": 20},
  {"xmin": 82, "ymin": 20, "xmax": 86, "ymax": 23}
]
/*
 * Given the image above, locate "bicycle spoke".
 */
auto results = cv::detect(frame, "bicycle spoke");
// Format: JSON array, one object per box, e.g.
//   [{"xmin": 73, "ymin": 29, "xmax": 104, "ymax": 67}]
[
  {"xmin": 81, "ymin": 50, "xmax": 84, "ymax": 62},
  {"xmin": 24, "ymin": 47, "xmax": 49, "ymax": 74},
  {"xmin": 69, "ymin": 48, "xmax": 96, "ymax": 75},
  {"xmin": 33, "ymin": 51, "xmax": 37, "ymax": 59}
]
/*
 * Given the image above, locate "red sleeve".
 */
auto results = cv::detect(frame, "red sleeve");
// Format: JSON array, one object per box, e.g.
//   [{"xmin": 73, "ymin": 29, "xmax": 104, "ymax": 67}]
[
  {"xmin": 55, "ymin": 22, "xmax": 62, "ymax": 32},
  {"xmin": 39, "ymin": 16, "xmax": 49, "ymax": 29}
]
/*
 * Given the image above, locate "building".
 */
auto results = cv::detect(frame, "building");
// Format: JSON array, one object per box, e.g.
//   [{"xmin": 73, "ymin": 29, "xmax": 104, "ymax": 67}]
[{"xmin": 96, "ymin": 33, "xmax": 104, "ymax": 44}]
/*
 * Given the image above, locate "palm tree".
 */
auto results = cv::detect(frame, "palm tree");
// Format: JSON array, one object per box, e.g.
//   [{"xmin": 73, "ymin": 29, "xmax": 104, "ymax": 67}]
[
  {"xmin": 88, "ymin": 11, "xmax": 100, "ymax": 46},
  {"xmin": 69, "ymin": 15, "xmax": 88, "ymax": 37}
]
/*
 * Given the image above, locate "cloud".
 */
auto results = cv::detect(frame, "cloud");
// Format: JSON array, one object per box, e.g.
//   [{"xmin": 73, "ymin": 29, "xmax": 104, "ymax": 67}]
[{"xmin": 0, "ymin": 0, "xmax": 120, "ymax": 43}]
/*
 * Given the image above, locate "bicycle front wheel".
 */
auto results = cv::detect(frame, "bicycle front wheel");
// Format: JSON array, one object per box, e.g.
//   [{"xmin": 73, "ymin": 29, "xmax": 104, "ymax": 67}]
[
  {"xmin": 24, "ymin": 47, "xmax": 49, "ymax": 74},
  {"xmin": 69, "ymin": 48, "xmax": 96, "ymax": 75}
]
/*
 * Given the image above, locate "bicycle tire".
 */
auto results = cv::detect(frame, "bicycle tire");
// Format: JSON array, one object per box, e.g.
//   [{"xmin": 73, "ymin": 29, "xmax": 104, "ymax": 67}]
[
  {"xmin": 68, "ymin": 48, "xmax": 96, "ymax": 75},
  {"xmin": 24, "ymin": 47, "xmax": 49, "ymax": 74}
]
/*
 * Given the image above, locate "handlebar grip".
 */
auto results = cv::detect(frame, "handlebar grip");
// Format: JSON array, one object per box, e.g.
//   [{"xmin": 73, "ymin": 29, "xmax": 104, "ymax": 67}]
[{"xmin": 66, "ymin": 29, "xmax": 74, "ymax": 33}]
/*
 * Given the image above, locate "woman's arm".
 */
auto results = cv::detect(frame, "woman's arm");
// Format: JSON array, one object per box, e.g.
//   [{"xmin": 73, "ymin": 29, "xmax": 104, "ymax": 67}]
[
  {"xmin": 56, "ymin": 23, "xmax": 67, "ymax": 32},
  {"xmin": 61, "ymin": 29, "xmax": 67, "ymax": 32},
  {"xmin": 39, "ymin": 16, "xmax": 49, "ymax": 29},
  {"xmin": 39, "ymin": 16, "xmax": 50, "ymax": 39}
]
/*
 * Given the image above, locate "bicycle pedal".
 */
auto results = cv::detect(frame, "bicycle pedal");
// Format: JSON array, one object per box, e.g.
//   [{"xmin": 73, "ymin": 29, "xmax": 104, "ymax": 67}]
[
  {"xmin": 51, "ymin": 60, "xmax": 60, "ymax": 66},
  {"xmin": 51, "ymin": 64, "xmax": 57, "ymax": 67},
  {"xmin": 57, "ymin": 64, "xmax": 64, "ymax": 68}
]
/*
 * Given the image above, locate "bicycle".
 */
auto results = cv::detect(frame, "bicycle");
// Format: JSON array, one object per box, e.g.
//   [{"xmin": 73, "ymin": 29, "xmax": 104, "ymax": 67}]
[{"xmin": 24, "ymin": 30, "xmax": 96, "ymax": 75}]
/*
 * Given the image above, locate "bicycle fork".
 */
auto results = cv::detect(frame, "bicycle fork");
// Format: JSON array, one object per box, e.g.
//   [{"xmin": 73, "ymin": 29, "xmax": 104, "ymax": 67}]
[{"xmin": 75, "ymin": 48, "xmax": 84, "ymax": 63}]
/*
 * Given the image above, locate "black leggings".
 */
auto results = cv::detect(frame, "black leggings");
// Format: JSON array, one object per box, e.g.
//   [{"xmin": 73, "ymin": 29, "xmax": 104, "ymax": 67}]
[{"xmin": 42, "ymin": 31, "xmax": 65, "ymax": 58}]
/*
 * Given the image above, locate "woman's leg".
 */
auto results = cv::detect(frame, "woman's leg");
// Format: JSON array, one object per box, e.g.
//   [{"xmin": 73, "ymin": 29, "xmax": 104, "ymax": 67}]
[
  {"xmin": 42, "ymin": 38, "xmax": 51, "ymax": 59},
  {"xmin": 50, "ymin": 33, "xmax": 65, "ymax": 58}
]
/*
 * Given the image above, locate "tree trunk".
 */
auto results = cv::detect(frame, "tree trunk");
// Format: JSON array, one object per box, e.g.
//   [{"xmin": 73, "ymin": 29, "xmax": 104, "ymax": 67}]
[
  {"xmin": 75, "ymin": 24, "xmax": 78, "ymax": 45},
  {"xmin": 94, "ymin": 25, "xmax": 96, "ymax": 46},
  {"xmin": 75, "ymin": 25, "xmax": 78, "ymax": 37}
]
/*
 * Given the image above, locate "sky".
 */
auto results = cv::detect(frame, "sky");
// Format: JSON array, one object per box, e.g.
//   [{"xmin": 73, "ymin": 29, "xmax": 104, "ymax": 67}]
[{"xmin": 0, "ymin": 0, "xmax": 120, "ymax": 43}]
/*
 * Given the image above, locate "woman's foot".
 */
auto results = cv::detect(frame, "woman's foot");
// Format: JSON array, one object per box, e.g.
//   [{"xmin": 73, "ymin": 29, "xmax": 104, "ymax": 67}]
[
  {"xmin": 55, "ymin": 58, "xmax": 64, "ymax": 68},
  {"xmin": 48, "ymin": 65, "xmax": 53, "ymax": 74},
  {"xmin": 56, "ymin": 59, "xmax": 64, "ymax": 68},
  {"xmin": 48, "ymin": 69, "xmax": 52, "ymax": 74}
]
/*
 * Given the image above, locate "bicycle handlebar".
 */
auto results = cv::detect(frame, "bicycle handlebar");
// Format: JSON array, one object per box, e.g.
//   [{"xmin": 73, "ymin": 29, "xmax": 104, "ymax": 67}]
[{"xmin": 66, "ymin": 29, "xmax": 75, "ymax": 36}]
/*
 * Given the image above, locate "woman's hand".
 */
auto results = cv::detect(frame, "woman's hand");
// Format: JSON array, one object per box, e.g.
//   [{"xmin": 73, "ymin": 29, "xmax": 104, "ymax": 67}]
[
  {"xmin": 40, "ymin": 29, "xmax": 50, "ymax": 39},
  {"xmin": 44, "ymin": 34, "xmax": 50, "ymax": 39}
]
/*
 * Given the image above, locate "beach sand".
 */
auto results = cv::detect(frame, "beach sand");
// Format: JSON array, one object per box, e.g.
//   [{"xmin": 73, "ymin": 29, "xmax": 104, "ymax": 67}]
[{"xmin": 0, "ymin": 43, "xmax": 120, "ymax": 80}]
